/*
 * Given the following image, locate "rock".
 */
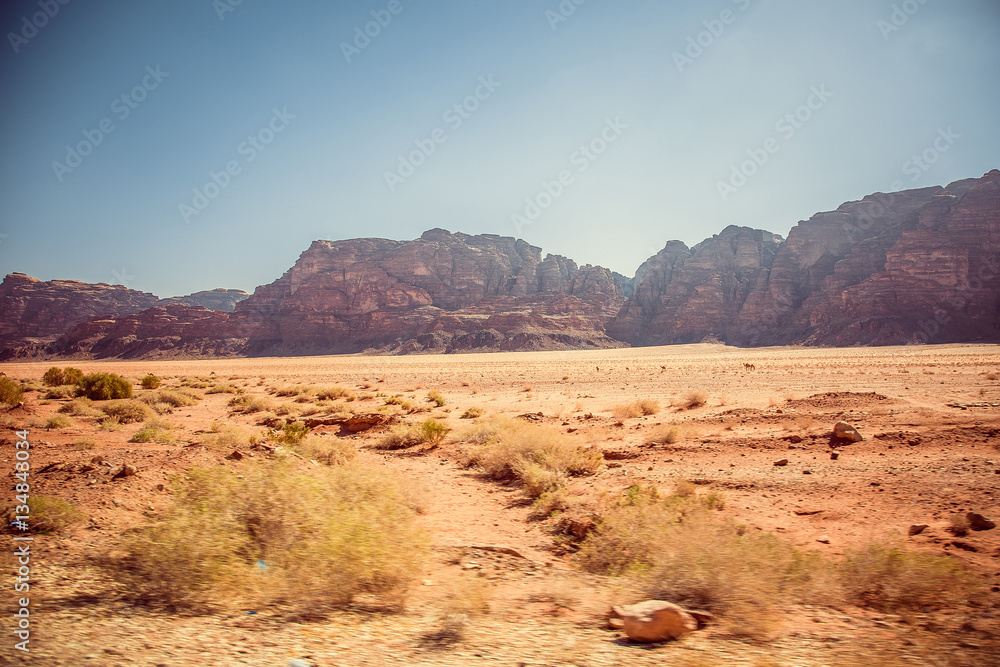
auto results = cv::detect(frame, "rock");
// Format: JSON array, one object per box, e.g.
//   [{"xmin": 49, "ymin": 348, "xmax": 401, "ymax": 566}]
[
  {"xmin": 774, "ymin": 459, "xmax": 789, "ymax": 467},
  {"xmin": 608, "ymin": 617, "xmax": 625, "ymax": 630},
  {"xmin": 684, "ymin": 609, "xmax": 716, "ymax": 627},
  {"xmin": 155, "ymin": 288, "xmax": 249, "ymax": 312},
  {"xmin": 612, "ymin": 600, "xmax": 698, "ymax": 642},
  {"xmin": 787, "ymin": 435, "xmax": 804, "ymax": 443},
  {"xmin": 830, "ymin": 451, "xmax": 840, "ymax": 460},
  {"xmin": 834, "ymin": 422, "xmax": 864, "ymax": 442},
  {"xmin": 288, "ymin": 660, "xmax": 311, "ymax": 667},
  {"xmin": 817, "ymin": 535, "xmax": 831, "ymax": 544},
  {"xmin": 908, "ymin": 524, "xmax": 929, "ymax": 536},
  {"xmin": 226, "ymin": 450, "xmax": 244, "ymax": 461},
  {"xmin": 112, "ymin": 464, "xmax": 138, "ymax": 479},
  {"xmin": 967, "ymin": 512, "xmax": 996, "ymax": 531}
]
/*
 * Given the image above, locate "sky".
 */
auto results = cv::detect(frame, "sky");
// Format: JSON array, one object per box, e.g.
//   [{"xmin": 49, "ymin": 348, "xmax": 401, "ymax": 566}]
[{"xmin": 0, "ymin": 0, "xmax": 998, "ymax": 298}]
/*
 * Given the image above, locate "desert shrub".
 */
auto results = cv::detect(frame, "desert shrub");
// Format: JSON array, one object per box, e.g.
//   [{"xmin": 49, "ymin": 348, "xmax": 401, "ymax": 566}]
[
  {"xmin": 646, "ymin": 425, "xmax": 682, "ymax": 445},
  {"xmin": 461, "ymin": 406, "xmax": 484, "ymax": 419},
  {"xmin": 43, "ymin": 385, "xmax": 78, "ymax": 399},
  {"xmin": 293, "ymin": 436, "xmax": 357, "ymax": 466},
  {"xmin": 273, "ymin": 421, "xmax": 310, "ymax": 444},
  {"xmin": 315, "ymin": 386, "xmax": 353, "ymax": 401},
  {"xmin": 42, "ymin": 366, "xmax": 81, "ymax": 387},
  {"xmin": 5, "ymin": 495, "xmax": 86, "ymax": 534},
  {"xmin": 78, "ymin": 373, "xmax": 132, "ymax": 400},
  {"xmin": 611, "ymin": 400, "xmax": 661, "ymax": 420},
  {"xmin": 206, "ymin": 383, "xmax": 238, "ymax": 394},
  {"xmin": 44, "ymin": 414, "xmax": 74, "ymax": 430},
  {"xmin": 140, "ymin": 374, "xmax": 162, "ymax": 390},
  {"xmin": 579, "ymin": 491, "xmax": 816, "ymax": 621},
  {"xmin": 155, "ymin": 389, "xmax": 200, "ymax": 408},
  {"xmin": 73, "ymin": 438, "xmax": 98, "ymax": 450},
  {"xmin": 98, "ymin": 416, "xmax": 123, "ymax": 431},
  {"xmin": 427, "ymin": 390, "xmax": 446, "ymax": 407},
  {"xmin": 375, "ymin": 425, "xmax": 425, "ymax": 450},
  {"xmin": 678, "ymin": 390, "xmax": 708, "ymax": 410},
  {"xmin": 110, "ymin": 460, "xmax": 427, "ymax": 611},
  {"xmin": 100, "ymin": 400, "xmax": 153, "ymax": 424},
  {"xmin": 0, "ymin": 377, "xmax": 25, "ymax": 406},
  {"xmin": 273, "ymin": 402, "xmax": 301, "ymax": 417},
  {"xmin": 462, "ymin": 416, "xmax": 602, "ymax": 498},
  {"xmin": 228, "ymin": 394, "xmax": 275, "ymax": 414},
  {"xmin": 130, "ymin": 426, "xmax": 174, "ymax": 444},
  {"xmin": 839, "ymin": 541, "xmax": 977, "ymax": 611},
  {"xmin": 419, "ymin": 419, "xmax": 449, "ymax": 446},
  {"xmin": 201, "ymin": 424, "xmax": 256, "ymax": 451}
]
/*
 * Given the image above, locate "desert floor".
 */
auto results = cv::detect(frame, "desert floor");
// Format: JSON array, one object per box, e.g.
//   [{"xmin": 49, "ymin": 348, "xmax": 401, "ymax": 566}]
[{"xmin": 2, "ymin": 343, "xmax": 1000, "ymax": 666}]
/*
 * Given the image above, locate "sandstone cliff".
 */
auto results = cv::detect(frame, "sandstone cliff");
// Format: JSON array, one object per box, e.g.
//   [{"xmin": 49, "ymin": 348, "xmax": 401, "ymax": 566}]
[{"xmin": 156, "ymin": 289, "xmax": 250, "ymax": 313}]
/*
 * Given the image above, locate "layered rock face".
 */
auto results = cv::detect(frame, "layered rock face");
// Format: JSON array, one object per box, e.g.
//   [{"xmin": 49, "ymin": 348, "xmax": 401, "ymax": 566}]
[
  {"xmin": 156, "ymin": 288, "xmax": 249, "ymax": 312},
  {"xmin": 235, "ymin": 229, "xmax": 630, "ymax": 355},
  {"xmin": 0, "ymin": 273, "xmax": 159, "ymax": 350}
]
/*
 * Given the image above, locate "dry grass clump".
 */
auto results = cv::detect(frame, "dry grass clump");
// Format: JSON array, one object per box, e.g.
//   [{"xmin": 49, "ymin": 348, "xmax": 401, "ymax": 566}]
[
  {"xmin": 44, "ymin": 414, "xmax": 75, "ymax": 430},
  {"xmin": 5, "ymin": 495, "xmax": 86, "ymax": 534},
  {"xmin": 611, "ymin": 399, "xmax": 660, "ymax": 419},
  {"xmin": 645, "ymin": 425, "xmax": 683, "ymax": 445},
  {"xmin": 130, "ymin": 426, "xmax": 174, "ymax": 444},
  {"xmin": 0, "ymin": 377, "xmax": 26, "ymax": 406},
  {"xmin": 43, "ymin": 385, "xmax": 77, "ymax": 399},
  {"xmin": 677, "ymin": 390, "xmax": 708, "ymax": 410},
  {"xmin": 108, "ymin": 460, "xmax": 428, "ymax": 612},
  {"xmin": 315, "ymin": 386, "xmax": 355, "ymax": 402},
  {"xmin": 228, "ymin": 394, "xmax": 276, "ymax": 414},
  {"xmin": 461, "ymin": 416, "xmax": 602, "ymax": 498},
  {"xmin": 101, "ymin": 400, "xmax": 154, "ymax": 424},
  {"xmin": 205, "ymin": 383, "xmax": 238, "ymax": 394},
  {"xmin": 292, "ymin": 436, "xmax": 357, "ymax": 466},
  {"xmin": 154, "ymin": 388, "xmax": 201, "ymax": 408},
  {"xmin": 73, "ymin": 438, "xmax": 98, "ymax": 450},
  {"xmin": 839, "ymin": 540, "xmax": 978, "ymax": 611},
  {"xmin": 375, "ymin": 419, "xmax": 450, "ymax": 450},
  {"xmin": 427, "ymin": 390, "xmax": 446, "ymax": 407},
  {"xmin": 461, "ymin": 406, "xmax": 485, "ymax": 419},
  {"xmin": 201, "ymin": 423, "xmax": 257, "ymax": 450}
]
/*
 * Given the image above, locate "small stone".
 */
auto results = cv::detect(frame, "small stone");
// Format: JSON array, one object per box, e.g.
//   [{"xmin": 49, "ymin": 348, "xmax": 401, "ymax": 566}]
[
  {"xmin": 834, "ymin": 421, "xmax": 864, "ymax": 442},
  {"xmin": 817, "ymin": 535, "xmax": 831, "ymax": 544},
  {"xmin": 774, "ymin": 459, "xmax": 789, "ymax": 467},
  {"xmin": 830, "ymin": 451, "xmax": 840, "ymax": 460},
  {"xmin": 112, "ymin": 464, "xmax": 137, "ymax": 480},
  {"xmin": 226, "ymin": 449, "xmax": 244, "ymax": 461},
  {"xmin": 967, "ymin": 512, "xmax": 996, "ymax": 531},
  {"xmin": 612, "ymin": 600, "xmax": 698, "ymax": 642},
  {"xmin": 908, "ymin": 524, "xmax": 929, "ymax": 536},
  {"xmin": 788, "ymin": 435, "xmax": 803, "ymax": 443},
  {"xmin": 288, "ymin": 660, "xmax": 311, "ymax": 667}
]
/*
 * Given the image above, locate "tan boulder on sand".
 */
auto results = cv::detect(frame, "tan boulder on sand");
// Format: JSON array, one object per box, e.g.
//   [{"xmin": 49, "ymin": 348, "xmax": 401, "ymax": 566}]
[
  {"xmin": 612, "ymin": 600, "xmax": 698, "ymax": 642},
  {"xmin": 834, "ymin": 421, "xmax": 864, "ymax": 442}
]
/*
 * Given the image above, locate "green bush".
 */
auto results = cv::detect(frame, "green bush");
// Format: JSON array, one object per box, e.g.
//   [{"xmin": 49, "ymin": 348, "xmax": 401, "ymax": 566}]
[
  {"xmin": 419, "ymin": 418, "xmax": 449, "ymax": 445},
  {"xmin": 42, "ymin": 367, "xmax": 84, "ymax": 387},
  {"xmin": 78, "ymin": 373, "xmax": 133, "ymax": 400},
  {"xmin": 0, "ymin": 377, "xmax": 25, "ymax": 406},
  {"xmin": 110, "ymin": 461, "xmax": 428, "ymax": 611},
  {"xmin": 101, "ymin": 400, "xmax": 153, "ymax": 424},
  {"xmin": 140, "ymin": 374, "xmax": 162, "ymax": 390}
]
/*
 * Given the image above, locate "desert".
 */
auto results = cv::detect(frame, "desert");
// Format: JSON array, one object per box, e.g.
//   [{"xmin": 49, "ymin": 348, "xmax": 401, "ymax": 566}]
[{"xmin": 2, "ymin": 342, "xmax": 999, "ymax": 666}]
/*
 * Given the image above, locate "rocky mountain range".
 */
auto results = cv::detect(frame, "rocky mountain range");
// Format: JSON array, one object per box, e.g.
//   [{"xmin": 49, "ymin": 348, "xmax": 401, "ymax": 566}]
[{"xmin": 1, "ymin": 170, "xmax": 997, "ymax": 359}]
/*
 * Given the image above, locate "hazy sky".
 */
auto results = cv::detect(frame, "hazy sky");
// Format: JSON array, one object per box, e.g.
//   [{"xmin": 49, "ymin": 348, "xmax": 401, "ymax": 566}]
[{"xmin": 1, "ymin": 0, "xmax": 998, "ymax": 297}]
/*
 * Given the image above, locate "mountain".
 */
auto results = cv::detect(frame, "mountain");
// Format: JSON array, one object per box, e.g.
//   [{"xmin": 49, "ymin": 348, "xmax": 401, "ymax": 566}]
[{"xmin": 1, "ymin": 170, "xmax": 997, "ymax": 360}]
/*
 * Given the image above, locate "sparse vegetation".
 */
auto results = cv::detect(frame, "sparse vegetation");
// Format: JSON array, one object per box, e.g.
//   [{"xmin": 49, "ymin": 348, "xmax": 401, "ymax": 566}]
[
  {"xmin": 645, "ymin": 425, "xmax": 682, "ymax": 445},
  {"xmin": 374, "ymin": 419, "xmax": 449, "ymax": 450},
  {"xmin": 5, "ymin": 495, "xmax": 86, "ymax": 534},
  {"xmin": 610, "ymin": 399, "xmax": 660, "ymax": 420},
  {"xmin": 200, "ymin": 424, "xmax": 256, "ymax": 451},
  {"xmin": 678, "ymin": 390, "xmax": 708, "ymax": 410},
  {"xmin": 140, "ymin": 374, "xmax": 162, "ymax": 390},
  {"xmin": 78, "ymin": 373, "xmax": 133, "ymax": 400},
  {"xmin": 0, "ymin": 377, "xmax": 25, "ymax": 406},
  {"xmin": 72, "ymin": 437, "xmax": 98, "ymax": 450},
  {"xmin": 462, "ymin": 416, "xmax": 602, "ymax": 498},
  {"xmin": 461, "ymin": 406, "xmax": 485, "ymax": 419},
  {"xmin": 419, "ymin": 418, "xmax": 449, "ymax": 446},
  {"xmin": 130, "ymin": 426, "xmax": 174, "ymax": 444},
  {"xmin": 228, "ymin": 394, "xmax": 276, "ymax": 414},
  {"xmin": 44, "ymin": 414, "xmax": 74, "ymax": 430},
  {"xmin": 41, "ymin": 366, "xmax": 83, "ymax": 387},
  {"xmin": 427, "ymin": 390, "xmax": 446, "ymax": 407},
  {"xmin": 155, "ymin": 389, "xmax": 201, "ymax": 408},
  {"xmin": 292, "ymin": 436, "xmax": 357, "ymax": 466},
  {"xmin": 109, "ymin": 460, "xmax": 428, "ymax": 612},
  {"xmin": 100, "ymin": 400, "xmax": 153, "ymax": 424}
]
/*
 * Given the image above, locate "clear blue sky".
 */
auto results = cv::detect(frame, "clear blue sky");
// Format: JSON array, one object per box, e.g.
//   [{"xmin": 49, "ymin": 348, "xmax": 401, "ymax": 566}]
[{"xmin": 1, "ymin": 0, "xmax": 998, "ymax": 297}]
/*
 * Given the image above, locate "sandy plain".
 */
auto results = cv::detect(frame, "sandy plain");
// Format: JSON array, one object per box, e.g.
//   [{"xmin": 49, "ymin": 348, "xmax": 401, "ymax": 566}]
[{"xmin": 2, "ymin": 343, "xmax": 999, "ymax": 666}]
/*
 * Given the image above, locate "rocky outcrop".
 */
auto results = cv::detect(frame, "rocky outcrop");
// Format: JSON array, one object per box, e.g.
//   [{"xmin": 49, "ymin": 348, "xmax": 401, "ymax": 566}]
[
  {"xmin": 2, "ymin": 171, "xmax": 997, "ymax": 360},
  {"xmin": 156, "ymin": 288, "xmax": 249, "ymax": 312},
  {"xmin": 0, "ymin": 274, "xmax": 159, "ymax": 349}
]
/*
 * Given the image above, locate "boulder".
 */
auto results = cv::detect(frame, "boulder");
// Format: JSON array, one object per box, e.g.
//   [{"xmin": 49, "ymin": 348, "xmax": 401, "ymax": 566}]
[
  {"xmin": 834, "ymin": 422, "xmax": 864, "ymax": 442},
  {"xmin": 612, "ymin": 600, "xmax": 698, "ymax": 642},
  {"xmin": 967, "ymin": 513, "xmax": 996, "ymax": 531}
]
